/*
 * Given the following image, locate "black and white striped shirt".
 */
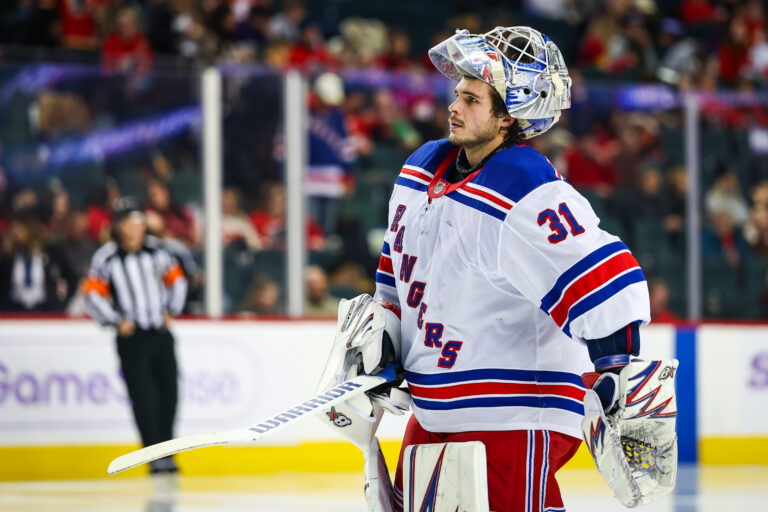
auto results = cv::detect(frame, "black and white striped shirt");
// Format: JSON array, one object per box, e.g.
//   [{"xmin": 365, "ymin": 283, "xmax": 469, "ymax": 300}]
[{"xmin": 82, "ymin": 235, "xmax": 188, "ymax": 330}]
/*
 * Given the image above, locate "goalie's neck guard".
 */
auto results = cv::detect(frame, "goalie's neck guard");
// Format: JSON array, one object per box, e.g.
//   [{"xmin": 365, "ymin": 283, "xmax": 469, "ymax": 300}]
[{"xmin": 428, "ymin": 26, "xmax": 572, "ymax": 139}]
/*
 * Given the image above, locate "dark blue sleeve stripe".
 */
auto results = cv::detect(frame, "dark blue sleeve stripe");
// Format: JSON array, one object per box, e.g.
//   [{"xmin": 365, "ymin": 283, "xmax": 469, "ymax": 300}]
[
  {"xmin": 405, "ymin": 368, "xmax": 584, "ymax": 387},
  {"xmin": 375, "ymin": 272, "xmax": 397, "ymax": 287},
  {"xmin": 382, "ymin": 241, "xmax": 391, "ymax": 256},
  {"xmin": 562, "ymin": 268, "xmax": 647, "ymax": 337},
  {"xmin": 395, "ymin": 177, "xmax": 428, "ymax": 192},
  {"xmin": 412, "ymin": 396, "xmax": 584, "ymax": 415},
  {"xmin": 446, "ymin": 190, "xmax": 507, "ymax": 221},
  {"xmin": 540, "ymin": 241, "xmax": 629, "ymax": 312}
]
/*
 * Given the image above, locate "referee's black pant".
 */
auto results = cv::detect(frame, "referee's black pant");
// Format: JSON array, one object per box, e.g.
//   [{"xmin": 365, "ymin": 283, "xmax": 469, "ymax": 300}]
[{"xmin": 117, "ymin": 328, "xmax": 178, "ymax": 448}]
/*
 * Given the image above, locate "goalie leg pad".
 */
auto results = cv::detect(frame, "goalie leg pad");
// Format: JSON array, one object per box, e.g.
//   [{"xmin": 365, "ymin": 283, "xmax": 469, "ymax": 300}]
[
  {"xmin": 582, "ymin": 359, "xmax": 679, "ymax": 508},
  {"xmin": 403, "ymin": 442, "xmax": 489, "ymax": 512}
]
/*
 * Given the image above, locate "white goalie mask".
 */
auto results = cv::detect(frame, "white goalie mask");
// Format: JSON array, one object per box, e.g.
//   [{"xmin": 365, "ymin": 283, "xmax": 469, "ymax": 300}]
[{"xmin": 428, "ymin": 26, "xmax": 572, "ymax": 139}]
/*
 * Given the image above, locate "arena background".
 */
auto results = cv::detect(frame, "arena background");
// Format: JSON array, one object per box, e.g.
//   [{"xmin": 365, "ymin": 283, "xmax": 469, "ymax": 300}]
[{"xmin": 0, "ymin": 0, "xmax": 767, "ymax": 510}]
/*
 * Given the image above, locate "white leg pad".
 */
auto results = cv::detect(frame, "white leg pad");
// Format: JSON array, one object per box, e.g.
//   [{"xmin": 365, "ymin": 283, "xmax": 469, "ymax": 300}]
[{"xmin": 403, "ymin": 441, "xmax": 489, "ymax": 512}]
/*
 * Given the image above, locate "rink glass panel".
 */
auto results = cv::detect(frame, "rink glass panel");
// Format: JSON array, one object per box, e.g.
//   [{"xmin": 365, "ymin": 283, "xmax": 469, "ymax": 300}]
[{"xmin": 0, "ymin": 60, "xmax": 205, "ymax": 314}]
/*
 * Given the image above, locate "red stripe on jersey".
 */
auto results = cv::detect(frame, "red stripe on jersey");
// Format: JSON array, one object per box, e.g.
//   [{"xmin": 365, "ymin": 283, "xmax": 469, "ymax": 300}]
[
  {"xmin": 550, "ymin": 251, "xmax": 640, "ymax": 326},
  {"xmin": 378, "ymin": 300, "xmax": 402, "ymax": 319},
  {"xmin": 401, "ymin": 167, "xmax": 433, "ymax": 182},
  {"xmin": 378, "ymin": 254, "xmax": 394, "ymax": 274},
  {"xmin": 462, "ymin": 183, "xmax": 513, "ymax": 210},
  {"xmin": 408, "ymin": 382, "xmax": 586, "ymax": 402}
]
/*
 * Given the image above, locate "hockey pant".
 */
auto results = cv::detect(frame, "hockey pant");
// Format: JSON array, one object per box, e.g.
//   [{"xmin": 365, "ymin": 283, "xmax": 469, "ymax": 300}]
[{"xmin": 394, "ymin": 415, "xmax": 581, "ymax": 512}]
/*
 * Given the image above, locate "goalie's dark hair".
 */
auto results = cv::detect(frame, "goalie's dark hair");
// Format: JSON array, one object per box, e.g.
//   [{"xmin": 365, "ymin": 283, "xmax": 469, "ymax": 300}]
[{"xmin": 489, "ymin": 90, "xmax": 522, "ymax": 147}]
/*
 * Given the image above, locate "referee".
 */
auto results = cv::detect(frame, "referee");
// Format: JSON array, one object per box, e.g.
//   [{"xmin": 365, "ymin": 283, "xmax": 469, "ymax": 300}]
[{"xmin": 82, "ymin": 197, "xmax": 187, "ymax": 474}]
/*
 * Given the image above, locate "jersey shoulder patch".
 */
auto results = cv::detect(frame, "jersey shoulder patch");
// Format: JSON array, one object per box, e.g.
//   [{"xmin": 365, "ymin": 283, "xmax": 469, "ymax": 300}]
[{"xmin": 474, "ymin": 145, "xmax": 566, "ymax": 204}]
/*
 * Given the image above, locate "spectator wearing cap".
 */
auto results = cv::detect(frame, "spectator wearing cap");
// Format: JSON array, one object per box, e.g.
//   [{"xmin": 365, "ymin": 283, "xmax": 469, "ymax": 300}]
[{"xmin": 81, "ymin": 197, "xmax": 187, "ymax": 474}]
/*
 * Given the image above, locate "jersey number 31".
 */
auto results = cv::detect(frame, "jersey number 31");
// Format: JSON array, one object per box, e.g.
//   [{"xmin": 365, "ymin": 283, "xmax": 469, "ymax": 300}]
[{"xmin": 537, "ymin": 202, "xmax": 585, "ymax": 244}]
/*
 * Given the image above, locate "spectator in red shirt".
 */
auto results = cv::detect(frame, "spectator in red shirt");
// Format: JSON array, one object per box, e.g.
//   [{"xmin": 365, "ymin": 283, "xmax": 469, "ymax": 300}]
[
  {"xmin": 250, "ymin": 182, "xmax": 326, "ymax": 251},
  {"xmin": 144, "ymin": 178, "xmax": 198, "ymax": 247},
  {"xmin": 60, "ymin": 0, "xmax": 107, "ymax": 50},
  {"xmin": 84, "ymin": 181, "xmax": 120, "ymax": 243},
  {"xmin": 719, "ymin": 17, "xmax": 751, "ymax": 85},
  {"xmin": 562, "ymin": 131, "xmax": 619, "ymax": 197},
  {"xmin": 286, "ymin": 20, "xmax": 335, "ymax": 72},
  {"xmin": 649, "ymin": 278, "xmax": 681, "ymax": 323},
  {"xmin": 102, "ymin": 7, "xmax": 153, "ymax": 75},
  {"xmin": 377, "ymin": 29, "xmax": 416, "ymax": 70},
  {"xmin": 680, "ymin": 0, "xmax": 719, "ymax": 27}
]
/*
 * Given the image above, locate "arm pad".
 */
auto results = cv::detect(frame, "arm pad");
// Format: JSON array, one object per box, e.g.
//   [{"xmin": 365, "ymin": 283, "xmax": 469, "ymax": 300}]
[{"xmin": 585, "ymin": 321, "xmax": 641, "ymax": 372}]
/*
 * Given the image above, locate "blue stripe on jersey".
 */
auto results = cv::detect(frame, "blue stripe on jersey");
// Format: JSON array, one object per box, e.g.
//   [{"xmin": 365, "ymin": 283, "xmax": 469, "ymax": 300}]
[
  {"xmin": 405, "ymin": 368, "xmax": 585, "ymax": 387},
  {"xmin": 403, "ymin": 138, "xmax": 455, "ymax": 170},
  {"xmin": 376, "ymin": 271, "xmax": 396, "ymax": 288},
  {"xmin": 412, "ymin": 395, "xmax": 585, "ymax": 415},
  {"xmin": 446, "ymin": 190, "xmax": 507, "ymax": 221},
  {"xmin": 562, "ymin": 268, "xmax": 647, "ymax": 337},
  {"xmin": 382, "ymin": 241, "xmax": 391, "ymax": 256},
  {"xmin": 472, "ymin": 145, "xmax": 564, "ymax": 203},
  {"xmin": 395, "ymin": 176, "xmax": 428, "ymax": 192},
  {"xmin": 540, "ymin": 241, "xmax": 629, "ymax": 313}
]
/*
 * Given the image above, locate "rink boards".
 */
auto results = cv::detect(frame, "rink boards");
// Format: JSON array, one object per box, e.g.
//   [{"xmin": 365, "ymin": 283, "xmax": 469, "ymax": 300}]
[{"xmin": 0, "ymin": 319, "xmax": 766, "ymax": 480}]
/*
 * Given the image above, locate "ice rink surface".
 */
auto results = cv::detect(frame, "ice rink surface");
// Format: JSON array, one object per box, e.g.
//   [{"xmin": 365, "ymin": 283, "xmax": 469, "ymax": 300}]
[{"xmin": 1, "ymin": 465, "xmax": 766, "ymax": 512}]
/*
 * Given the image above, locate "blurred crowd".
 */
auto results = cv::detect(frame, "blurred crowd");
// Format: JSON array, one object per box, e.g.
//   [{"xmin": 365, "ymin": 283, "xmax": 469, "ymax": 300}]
[
  {"xmin": 1, "ymin": 0, "xmax": 768, "ymax": 319},
  {"xmin": 1, "ymin": 0, "xmax": 767, "ymax": 87}
]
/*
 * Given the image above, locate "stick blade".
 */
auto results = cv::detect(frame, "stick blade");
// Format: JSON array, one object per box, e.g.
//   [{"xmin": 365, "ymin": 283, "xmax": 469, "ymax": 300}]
[{"xmin": 108, "ymin": 431, "xmax": 231, "ymax": 475}]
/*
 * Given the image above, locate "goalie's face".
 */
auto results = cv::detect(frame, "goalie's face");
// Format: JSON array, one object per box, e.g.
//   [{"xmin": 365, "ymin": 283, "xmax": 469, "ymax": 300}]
[{"xmin": 448, "ymin": 77, "xmax": 512, "ymax": 155}]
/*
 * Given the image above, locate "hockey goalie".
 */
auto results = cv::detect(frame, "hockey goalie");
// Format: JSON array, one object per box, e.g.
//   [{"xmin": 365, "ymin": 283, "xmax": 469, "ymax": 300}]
[
  {"xmin": 108, "ymin": 21, "xmax": 678, "ymax": 512},
  {"xmin": 315, "ymin": 24, "xmax": 679, "ymax": 512}
]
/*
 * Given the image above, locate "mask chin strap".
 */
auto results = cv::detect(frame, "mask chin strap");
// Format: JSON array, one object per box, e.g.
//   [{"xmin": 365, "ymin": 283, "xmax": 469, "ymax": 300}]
[
  {"xmin": 551, "ymin": 70, "xmax": 564, "ymax": 97},
  {"xmin": 489, "ymin": 59, "xmax": 507, "ymax": 100}
]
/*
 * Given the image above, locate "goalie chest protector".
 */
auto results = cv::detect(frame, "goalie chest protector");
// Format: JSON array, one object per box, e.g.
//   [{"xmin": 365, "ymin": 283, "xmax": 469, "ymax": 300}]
[{"xmin": 373, "ymin": 139, "xmax": 650, "ymax": 438}]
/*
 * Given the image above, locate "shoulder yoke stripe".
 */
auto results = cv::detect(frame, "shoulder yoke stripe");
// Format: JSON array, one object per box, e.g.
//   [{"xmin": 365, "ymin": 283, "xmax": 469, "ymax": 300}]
[
  {"xmin": 402, "ymin": 164, "xmax": 434, "ymax": 178},
  {"xmin": 395, "ymin": 176, "xmax": 429, "ymax": 192},
  {"xmin": 446, "ymin": 189, "xmax": 508, "ymax": 221}
]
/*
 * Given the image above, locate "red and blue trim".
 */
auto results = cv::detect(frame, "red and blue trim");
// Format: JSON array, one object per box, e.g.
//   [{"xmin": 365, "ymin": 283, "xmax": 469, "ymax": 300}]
[
  {"xmin": 395, "ymin": 165, "xmax": 433, "ymax": 192},
  {"xmin": 376, "ymin": 241, "xmax": 397, "ymax": 288},
  {"xmin": 540, "ymin": 241, "xmax": 645, "ymax": 337},
  {"xmin": 406, "ymin": 368, "xmax": 586, "ymax": 415},
  {"xmin": 524, "ymin": 430, "xmax": 552, "ymax": 512},
  {"xmin": 445, "ymin": 184, "xmax": 513, "ymax": 221}
]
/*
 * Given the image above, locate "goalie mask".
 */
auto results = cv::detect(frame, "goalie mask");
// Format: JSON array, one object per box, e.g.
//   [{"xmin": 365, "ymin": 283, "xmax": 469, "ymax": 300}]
[{"xmin": 428, "ymin": 26, "xmax": 572, "ymax": 139}]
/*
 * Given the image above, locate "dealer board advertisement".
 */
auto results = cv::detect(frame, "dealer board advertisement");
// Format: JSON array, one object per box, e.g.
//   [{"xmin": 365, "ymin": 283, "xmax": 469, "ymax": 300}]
[
  {"xmin": 0, "ymin": 320, "xmax": 411, "ymax": 446},
  {"xmin": 697, "ymin": 325, "xmax": 768, "ymax": 436},
  {"xmin": 0, "ymin": 321, "xmax": 679, "ymax": 447}
]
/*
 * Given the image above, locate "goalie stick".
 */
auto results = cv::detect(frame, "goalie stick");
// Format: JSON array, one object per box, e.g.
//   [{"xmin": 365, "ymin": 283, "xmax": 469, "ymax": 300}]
[{"xmin": 108, "ymin": 364, "xmax": 401, "ymax": 475}]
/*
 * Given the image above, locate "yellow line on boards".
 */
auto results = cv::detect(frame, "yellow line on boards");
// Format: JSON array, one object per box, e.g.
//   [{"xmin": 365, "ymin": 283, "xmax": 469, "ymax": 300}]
[
  {"xmin": 699, "ymin": 437, "xmax": 768, "ymax": 465},
  {"xmin": 2, "ymin": 436, "xmax": 765, "ymax": 480}
]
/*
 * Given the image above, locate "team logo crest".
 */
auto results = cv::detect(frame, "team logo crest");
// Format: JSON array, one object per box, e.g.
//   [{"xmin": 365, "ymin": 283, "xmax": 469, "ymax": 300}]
[
  {"xmin": 433, "ymin": 182, "xmax": 446, "ymax": 194},
  {"xmin": 326, "ymin": 407, "xmax": 352, "ymax": 427}
]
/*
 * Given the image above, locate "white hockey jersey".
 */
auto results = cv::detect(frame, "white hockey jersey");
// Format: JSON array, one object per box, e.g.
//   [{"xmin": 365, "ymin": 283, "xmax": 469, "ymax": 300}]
[{"xmin": 373, "ymin": 139, "xmax": 650, "ymax": 439}]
